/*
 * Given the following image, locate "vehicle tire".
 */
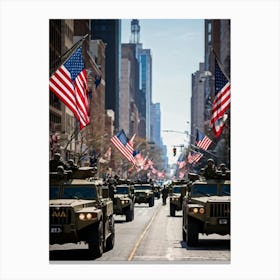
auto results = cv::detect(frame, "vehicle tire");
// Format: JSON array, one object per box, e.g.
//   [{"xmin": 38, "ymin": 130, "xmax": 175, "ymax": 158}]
[
  {"xmin": 149, "ymin": 197, "xmax": 154, "ymax": 207},
  {"xmin": 105, "ymin": 216, "xmax": 115, "ymax": 251},
  {"xmin": 170, "ymin": 203, "xmax": 176, "ymax": 217},
  {"xmin": 186, "ymin": 216, "xmax": 199, "ymax": 247},
  {"xmin": 88, "ymin": 221, "xmax": 104, "ymax": 258},
  {"xmin": 126, "ymin": 204, "xmax": 134, "ymax": 222}
]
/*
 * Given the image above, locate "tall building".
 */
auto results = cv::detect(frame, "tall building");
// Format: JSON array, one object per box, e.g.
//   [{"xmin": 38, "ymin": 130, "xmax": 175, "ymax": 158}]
[
  {"xmin": 91, "ymin": 19, "xmax": 121, "ymax": 130},
  {"xmin": 151, "ymin": 102, "xmax": 161, "ymax": 146},
  {"xmin": 121, "ymin": 43, "xmax": 141, "ymax": 137},
  {"xmin": 191, "ymin": 62, "xmax": 206, "ymax": 144},
  {"xmin": 49, "ymin": 20, "xmax": 76, "ymax": 160},
  {"xmin": 204, "ymin": 19, "xmax": 231, "ymax": 166},
  {"xmin": 139, "ymin": 48, "xmax": 152, "ymax": 140}
]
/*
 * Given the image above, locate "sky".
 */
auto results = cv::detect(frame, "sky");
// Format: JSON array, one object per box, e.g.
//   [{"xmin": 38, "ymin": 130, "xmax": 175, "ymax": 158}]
[{"xmin": 121, "ymin": 19, "xmax": 204, "ymax": 166}]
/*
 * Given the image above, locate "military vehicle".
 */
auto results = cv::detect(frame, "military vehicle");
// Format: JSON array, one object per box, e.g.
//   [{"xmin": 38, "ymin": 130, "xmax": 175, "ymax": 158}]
[
  {"xmin": 169, "ymin": 180, "xmax": 188, "ymax": 216},
  {"xmin": 152, "ymin": 184, "xmax": 161, "ymax": 199},
  {"xmin": 103, "ymin": 179, "xmax": 135, "ymax": 222},
  {"xmin": 134, "ymin": 182, "xmax": 155, "ymax": 207},
  {"xmin": 182, "ymin": 174, "xmax": 230, "ymax": 247},
  {"xmin": 49, "ymin": 167, "xmax": 115, "ymax": 258}
]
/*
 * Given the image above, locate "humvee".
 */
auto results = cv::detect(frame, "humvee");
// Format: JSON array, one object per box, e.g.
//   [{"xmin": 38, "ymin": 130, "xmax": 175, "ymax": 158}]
[
  {"xmin": 182, "ymin": 175, "xmax": 230, "ymax": 247},
  {"xmin": 152, "ymin": 184, "xmax": 161, "ymax": 199},
  {"xmin": 169, "ymin": 180, "xmax": 188, "ymax": 216},
  {"xmin": 134, "ymin": 182, "xmax": 155, "ymax": 207},
  {"xmin": 49, "ymin": 167, "xmax": 115, "ymax": 258},
  {"xmin": 103, "ymin": 180, "xmax": 135, "ymax": 222}
]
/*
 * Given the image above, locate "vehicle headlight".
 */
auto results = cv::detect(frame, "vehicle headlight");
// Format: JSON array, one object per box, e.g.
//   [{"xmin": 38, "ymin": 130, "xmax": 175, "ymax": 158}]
[
  {"xmin": 79, "ymin": 213, "xmax": 97, "ymax": 220},
  {"xmin": 79, "ymin": 213, "xmax": 86, "ymax": 220},
  {"xmin": 86, "ymin": 213, "xmax": 92, "ymax": 220},
  {"xmin": 199, "ymin": 208, "xmax": 205, "ymax": 214},
  {"xmin": 122, "ymin": 200, "xmax": 129, "ymax": 204},
  {"xmin": 193, "ymin": 208, "xmax": 198, "ymax": 213}
]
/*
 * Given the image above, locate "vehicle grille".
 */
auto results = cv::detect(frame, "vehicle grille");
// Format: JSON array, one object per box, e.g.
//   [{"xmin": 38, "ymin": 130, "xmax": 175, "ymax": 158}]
[
  {"xmin": 209, "ymin": 202, "xmax": 230, "ymax": 217},
  {"xmin": 50, "ymin": 207, "xmax": 72, "ymax": 224}
]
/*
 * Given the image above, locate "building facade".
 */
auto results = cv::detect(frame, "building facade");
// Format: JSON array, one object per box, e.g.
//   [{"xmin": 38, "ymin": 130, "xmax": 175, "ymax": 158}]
[
  {"xmin": 204, "ymin": 19, "xmax": 231, "ymax": 166},
  {"xmin": 191, "ymin": 62, "xmax": 206, "ymax": 144},
  {"xmin": 90, "ymin": 19, "xmax": 121, "ymax": 130}
]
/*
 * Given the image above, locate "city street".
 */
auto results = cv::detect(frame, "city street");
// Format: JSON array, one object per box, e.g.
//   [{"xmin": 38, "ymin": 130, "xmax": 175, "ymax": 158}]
[{"xmin": 50, "ymin": 198, "xmax": 230, "ymax": 263}]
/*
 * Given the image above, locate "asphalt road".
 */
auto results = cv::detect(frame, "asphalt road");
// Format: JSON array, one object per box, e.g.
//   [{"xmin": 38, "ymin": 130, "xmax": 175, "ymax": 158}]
[{"xmin": 49, "ymin": 198, "xmax": 230, "ymax": 263}]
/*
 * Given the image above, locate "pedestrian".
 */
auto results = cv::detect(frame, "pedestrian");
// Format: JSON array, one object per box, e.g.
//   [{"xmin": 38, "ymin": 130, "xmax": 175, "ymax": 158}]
[{"xmin": 162, "ymin": 186, "xmax": 168, "ymax": 205}]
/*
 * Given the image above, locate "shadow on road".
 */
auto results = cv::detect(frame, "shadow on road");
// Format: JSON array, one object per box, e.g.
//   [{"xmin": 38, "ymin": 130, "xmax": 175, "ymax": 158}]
[
  {"xmin": 114, "ymin": 219, "xmax": 127, "ymax": 224},
  {"xmin": 180, "ymin": 238, "xmax": 230, "ymax": 251},
  {"xmin": 49, "ymin": 249, "xmax": 97, "ymax": 261},
  {"xmin": 167, "ymin": 214, "xmax": 183, "ymax": 218}
]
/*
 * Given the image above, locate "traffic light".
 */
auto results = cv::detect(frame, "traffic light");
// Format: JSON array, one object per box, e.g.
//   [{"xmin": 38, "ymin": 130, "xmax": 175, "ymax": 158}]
[{"xmin": 173, "ymin": 147, "xmax": 177, "ymax": 156}]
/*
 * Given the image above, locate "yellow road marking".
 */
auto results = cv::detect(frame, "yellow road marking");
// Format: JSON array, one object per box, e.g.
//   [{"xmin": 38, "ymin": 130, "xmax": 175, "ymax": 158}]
[{"xmin": 127, "ymin": 205, "xmax": 161, "ymax": 261}]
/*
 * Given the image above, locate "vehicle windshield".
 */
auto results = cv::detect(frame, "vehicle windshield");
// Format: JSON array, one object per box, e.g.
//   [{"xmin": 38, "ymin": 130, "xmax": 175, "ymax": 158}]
[
  {"xmin": 221, "ymin": 184, "xmax": 231, "ymax": 195},
  {"xmin": 50, "ymin": 185, "xmax": 97, "ymax": 199},
  {"xmin": 115, "ymin": 186, "xmax": 129, "ymax": 194},
  {"xmin": 134, "ymin": 185, "xmax": 152, "ymax": 191},
  {"xmin": 192, "ymin": 184, "xmax": 218, "ymax": 196},
  {"xmin": 172, "ymin": 186, "xmax": 182, "ymax": 193}
]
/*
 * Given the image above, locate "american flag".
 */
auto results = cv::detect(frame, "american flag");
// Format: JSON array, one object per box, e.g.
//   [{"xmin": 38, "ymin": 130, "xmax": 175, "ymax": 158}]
[
  {"xmin": 187, "ymin": 151, "xmax": 203, "ymax": 164},
  {"xmin": 49, "ymin": 47, "xmax": 90, "ymax": 130},
  {"xmin": 110, "ymin": 130, "xmax": 136, "ymax": 164},
  {"xmin": 210, "ymin": 58, "xmax": 231, "ymax": 137},
  {"xmin": 133, "ymin": 150, "xmax": 145, "ymax": 168},
  {"xmin": 196, "ymin": 130, "xmax": 212, "ymax": 150},
  {"xmin": 177, "ymin": 152, "xmax": 186, "ymax": 169}
]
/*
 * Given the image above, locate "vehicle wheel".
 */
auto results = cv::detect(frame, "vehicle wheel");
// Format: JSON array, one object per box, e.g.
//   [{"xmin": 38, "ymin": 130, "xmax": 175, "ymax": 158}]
[
  {"xmin": 186, "ymin": 216, "xmax": 199, "ymax": 247},
  {"xmin": 149, "ymin": 197, "xmax": 154, "ymax": 207},
  {"xmin": 170, "ymin": 204, "xmax": 176, "ymax": 217},
  {"xmin": 88, "ymin": 221, "xmax": 104, "ymax": 258},
  {"xmin": 106, "ymin": 216, "xmax": 115, "ymax": 251},
  {"xmin": 126, "ymin": 205, "xmax": 134, "ymax": 222}
]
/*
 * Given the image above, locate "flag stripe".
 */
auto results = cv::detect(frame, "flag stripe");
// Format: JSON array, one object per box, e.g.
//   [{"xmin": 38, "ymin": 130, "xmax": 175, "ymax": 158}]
[
  {"xmin": 49, "ymin": 47, "xmax": 90, "ymax": 130},
  {"xmin": 210, "ymin": 83, "xmax": 231, "ymax": 125},
  {"xmin": 210, "ymin": 58, "xmax": 231, "ymax": 137},
  {"xmin": 111, "ymin": 136, "xmax": 136, "ymax": 164},
  {"xmin": 196, "ymin": 130, "xmax": 212, "ymax": 150}
]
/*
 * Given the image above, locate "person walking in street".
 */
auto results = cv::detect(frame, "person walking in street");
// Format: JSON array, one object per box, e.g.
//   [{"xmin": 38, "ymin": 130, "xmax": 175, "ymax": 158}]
[{"xmin": 162, "ymin": 186, "xmax": 168, "ymax": 205}]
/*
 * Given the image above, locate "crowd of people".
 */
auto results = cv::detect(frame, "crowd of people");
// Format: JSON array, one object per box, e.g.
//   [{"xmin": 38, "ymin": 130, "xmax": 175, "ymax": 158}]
[
  {"xmin": 200, "ymin": 158, "xmax": 230, "ymax": 179},
  {"xmin": 49, "ymin": 153, "xmax": 79, "ymax": 173}
]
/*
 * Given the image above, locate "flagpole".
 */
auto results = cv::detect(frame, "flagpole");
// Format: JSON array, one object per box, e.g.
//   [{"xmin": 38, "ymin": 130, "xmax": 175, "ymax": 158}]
[{"xmin": 50, "ymin": 33, "xmax": 89, "ymax": 77}]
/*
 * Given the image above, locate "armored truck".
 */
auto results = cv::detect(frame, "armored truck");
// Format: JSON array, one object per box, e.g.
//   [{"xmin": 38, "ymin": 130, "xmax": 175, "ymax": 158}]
[
  {"xmin": 103, "ymin": 180, "xmax": 135, "ymax": 222},
  {"xmin": 134, "ymin": 182, "xmax": 155, "ymax": 207},
  {"xmin": 182, "ymin": 176, "xmax": 230, "ymax": 247},
  {"xmin": 49, "ymin": 167, "xmax": 115, "ymax": 258},
  {"xmin": 169, "ymin": 180, "xmax": 188, "ymax": 216}
]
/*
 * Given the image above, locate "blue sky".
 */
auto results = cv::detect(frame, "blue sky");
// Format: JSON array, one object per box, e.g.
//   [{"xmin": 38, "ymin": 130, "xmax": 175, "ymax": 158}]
[{"xmin": 121, "ymin": 19, "xmax": 204, "ymax": 165}]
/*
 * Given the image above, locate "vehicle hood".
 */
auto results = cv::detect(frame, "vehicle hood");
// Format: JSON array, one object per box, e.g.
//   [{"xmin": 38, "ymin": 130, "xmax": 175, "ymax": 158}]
[
  {"xmin": 191, "ymin": 196, "xmax": 231, "ymax": 204},
  {"xmin": 49, "ymin": 199, "xmax": 97, "ymax": 209},
  {"xmin": 135, "ymin": 190, "xmax": 152, "ymax": 194},
  {"xmin": 115, "ymin": 194, "xmax": 130, "ymax": 199}
]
